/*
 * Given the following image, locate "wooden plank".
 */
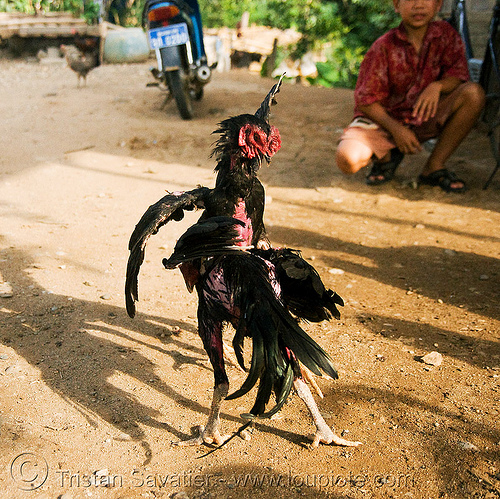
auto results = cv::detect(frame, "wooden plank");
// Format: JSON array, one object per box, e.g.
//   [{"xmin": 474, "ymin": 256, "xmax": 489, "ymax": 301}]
[
  {"xmin": 0, "ymin": 12, "xmax": 100, "ymax": 39},
  {"xmin": 19, "ymin": 24, "xmax": 88, "ymax": 37}
]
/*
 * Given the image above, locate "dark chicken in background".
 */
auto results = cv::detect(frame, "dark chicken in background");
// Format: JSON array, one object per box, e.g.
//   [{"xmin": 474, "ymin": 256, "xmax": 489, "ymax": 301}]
[
  {"xmin": 61, "ymin": 35, "xmax": 100, "ymax": 87},
  {"xmin": 125, "ymin": 78, "xmax": 361, "ymax": 448}
]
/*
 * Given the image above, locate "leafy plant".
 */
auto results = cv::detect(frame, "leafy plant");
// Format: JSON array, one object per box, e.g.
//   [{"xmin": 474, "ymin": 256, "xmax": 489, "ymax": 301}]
[
  {"xmin": 84, "ymin": 1, "xmax": 100, "ymax": 24},
  {"xmin": 0, "ymin": 0, "xmax": 84, "ymax": 15},
  {"xmin": 199, "ymin": 0, "xmax": 398, "ymax": 88}
]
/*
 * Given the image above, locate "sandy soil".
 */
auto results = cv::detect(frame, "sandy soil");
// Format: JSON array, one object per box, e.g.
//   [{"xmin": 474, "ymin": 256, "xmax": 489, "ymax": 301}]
[{"xmin": 0, "ymin": 59, "xmax": 499, "ymax": 499}]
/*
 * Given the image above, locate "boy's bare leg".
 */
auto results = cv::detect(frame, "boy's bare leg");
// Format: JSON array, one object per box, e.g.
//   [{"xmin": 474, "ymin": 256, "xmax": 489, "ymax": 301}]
[
  {"xmin": 335, "ymin": 140, "xmax": 381, "ymax": 175},
  {"xmin": 421, "ymin": 82, "xmax": 485, "ymax": 188}
]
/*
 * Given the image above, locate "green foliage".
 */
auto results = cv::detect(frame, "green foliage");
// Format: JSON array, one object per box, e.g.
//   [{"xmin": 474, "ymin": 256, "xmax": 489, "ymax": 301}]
[
  {"xmin": 0, "ymin": 0, "xmax": 28, "ymax": 12},
  {"xmin": 126, "ymin": 0, "xmax": 146, "ymax": 27},
  {"xmin": 0, "ymin": 0, "xmax": 142, "ymax": 26},
  {"xmin": 199, "ymin": 0, "xmax": 269, "ymax": 29},
  {"xmin": 317, "ymin": 1, "xmax": 398, "ymax": 88},
  {"xmin": 108, "ymin": 0, "xmax": 149, "ymax": 27},
  {"xmin": 310, "ymin": 44, "xmax": 365, "ymax": 89},
  {"xmin": 336, "ymin": 0, "xmax": 400, "ymax": 49},
  {"xmin": 200, "ymin": 0, "xmax": 398, "ymax": 88},
  {"xmin": 0, "ymin": 0, "xmax": 92, "ymax": 20},
  {"xmin": 84, "ymin": 1, "xmax": 100, "ymax": 24}
]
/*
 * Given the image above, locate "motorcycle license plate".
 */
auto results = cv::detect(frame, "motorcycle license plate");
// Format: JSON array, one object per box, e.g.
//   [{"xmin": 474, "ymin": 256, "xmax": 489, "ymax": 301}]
[{"xmin": 147, "ymin": 23, "xmax": 189, "ymax": 50}]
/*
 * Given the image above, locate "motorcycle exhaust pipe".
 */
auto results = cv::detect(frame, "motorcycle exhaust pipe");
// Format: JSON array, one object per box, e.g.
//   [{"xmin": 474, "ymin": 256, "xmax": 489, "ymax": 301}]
[{"xmin": 196, "ymin": 65, "xmax": 212, "ymax": 83}]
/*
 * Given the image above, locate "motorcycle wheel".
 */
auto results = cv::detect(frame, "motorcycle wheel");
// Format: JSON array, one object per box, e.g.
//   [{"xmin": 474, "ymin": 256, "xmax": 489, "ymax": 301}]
[
  {"xmin": 166, "ymin": 69, "xmax": 193, "ymax": 120},
  {"xmin": 191, "ymin": 87, "xmax": 204, "ymax": 101}
]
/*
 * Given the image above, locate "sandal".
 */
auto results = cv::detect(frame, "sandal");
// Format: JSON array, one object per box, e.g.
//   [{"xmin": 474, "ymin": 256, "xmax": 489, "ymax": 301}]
[
  {"xmin": 366, "ymin": 148, "xmax": 404, "ymax": 186},
  {"xmin": 418, "ymin": 168, "xmax": 466, "ymax": 193}
]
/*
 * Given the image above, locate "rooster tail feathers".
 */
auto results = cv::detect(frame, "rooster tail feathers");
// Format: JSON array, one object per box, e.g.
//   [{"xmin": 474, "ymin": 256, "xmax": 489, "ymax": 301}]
[
  {"xmin": 258, "ymin": 363, "xmax": 294, "ymax": 418},
  {"xmin": 226, "ymin": 331, "xmax": 265, "ymax": 401},
  {"xmin": 325, "ymin": 289, "xmax": 345, "ymax": 320},
  {"xmin": 232, "ymin": 306, "xmax": 251, "ymax": 371},
  {"xmin": 249, "ymin": 344, "xmax": 295, "ymax": 418},
  {"xmin": 278, "ymin": 323, "xmax": 338, "ymax": 379},
  {"xmin": 218, "ymin": 253, "xmax": 337, "ymax": 418},
  {"xmin": 252, "ymin": 247, "xmax": 344, "ymax": 322}
]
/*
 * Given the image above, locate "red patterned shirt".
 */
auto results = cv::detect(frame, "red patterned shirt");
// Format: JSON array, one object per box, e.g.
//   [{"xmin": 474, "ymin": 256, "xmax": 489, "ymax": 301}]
[{"xmin": 354, "ymin": 20, "xmax": 470, "ymax": 126}]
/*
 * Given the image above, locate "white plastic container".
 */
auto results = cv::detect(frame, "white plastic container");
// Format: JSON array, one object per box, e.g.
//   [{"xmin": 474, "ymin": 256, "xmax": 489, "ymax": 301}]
[{"xmin": 103, "ymin": 28, "xmax": 150, "ymax": 63}]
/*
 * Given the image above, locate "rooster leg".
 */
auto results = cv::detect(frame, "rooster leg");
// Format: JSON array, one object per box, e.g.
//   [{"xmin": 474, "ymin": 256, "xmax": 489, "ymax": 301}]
[
  {"xmin": 172, "ymin": 311, "xmax": 231, "ymax": 447},
  {"xmin": 300, "ymin": 362, "xmax": 324, "ymax": 399},
  {"xmin": 294, "ymin": 378, "xmax": 362, "ymax": 448},
  {"xmin": 172, "ymin": 383, "xmax": 230, "ymax": 447}
]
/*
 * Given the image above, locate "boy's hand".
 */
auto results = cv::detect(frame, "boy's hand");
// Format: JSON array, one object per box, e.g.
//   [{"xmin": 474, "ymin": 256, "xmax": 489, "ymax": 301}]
[
  {"xmin": 412, "ymin": 82, "xmax": 442, "ymax": 125},
  {"xmin": 391, "ymin": 124, "xmax": 422, "ymax": 154}
]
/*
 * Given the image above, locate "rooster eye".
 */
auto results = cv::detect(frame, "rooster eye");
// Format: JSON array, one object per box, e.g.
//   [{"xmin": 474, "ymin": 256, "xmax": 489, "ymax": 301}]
[{"xmin": 253, "ymin": 133, "xmax": 260, "ymax": 142}]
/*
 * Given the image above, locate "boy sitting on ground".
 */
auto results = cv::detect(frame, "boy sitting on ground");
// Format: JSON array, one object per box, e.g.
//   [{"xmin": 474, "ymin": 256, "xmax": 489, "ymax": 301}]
[{"xmin": 335, "ymin": 0, "xmax": 485, "ymax": 193}]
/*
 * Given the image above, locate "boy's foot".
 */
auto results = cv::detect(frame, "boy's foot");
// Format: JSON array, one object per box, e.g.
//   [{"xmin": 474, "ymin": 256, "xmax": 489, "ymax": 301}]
[
  {"xmin": 366, "ymin": 148, "xmax": 404, "ymax": 186},
  {"xmin": 418, "ymin": 168, "xmax": 466, "ymax": 193}
]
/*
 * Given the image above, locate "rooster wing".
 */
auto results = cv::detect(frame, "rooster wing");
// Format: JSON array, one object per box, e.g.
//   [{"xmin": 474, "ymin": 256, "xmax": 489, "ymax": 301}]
[{"xmin": 125, "ymin": 186, "xmax": 210, "ymax": 317}]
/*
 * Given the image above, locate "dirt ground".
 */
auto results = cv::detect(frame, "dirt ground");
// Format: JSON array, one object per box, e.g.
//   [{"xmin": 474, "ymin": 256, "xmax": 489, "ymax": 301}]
[{"xmin": 0, "ymin": 59, "xmax": 499, "ymax": 499}]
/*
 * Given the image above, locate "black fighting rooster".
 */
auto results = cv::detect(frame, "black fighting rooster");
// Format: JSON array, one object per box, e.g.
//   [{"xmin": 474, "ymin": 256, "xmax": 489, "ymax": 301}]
[{"xmin": 125, "ymin": 78, "xmax": 361, "ymax": 448}]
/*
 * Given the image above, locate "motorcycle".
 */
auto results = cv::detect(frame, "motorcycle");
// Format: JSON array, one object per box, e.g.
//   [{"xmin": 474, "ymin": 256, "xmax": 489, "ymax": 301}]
[{"xmin": 142, "ymin": 0, "xmax": 212, "ymax": 119}]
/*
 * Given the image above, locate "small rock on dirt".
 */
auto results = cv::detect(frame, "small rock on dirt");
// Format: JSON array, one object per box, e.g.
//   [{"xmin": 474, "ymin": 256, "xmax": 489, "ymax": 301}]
[
  {"xmin": 328, "ymin": 268, "xmax": 345, "ymax": 275},
  {"xmin": 0, "ymin": 281, "xmax": 13, "ymax": 298},
  {"xmin": 457, "ymin": 441, "xmax": 478, "ymax": 451},
  {"xmin": 421, "ymin": 351, "xmax": 443, "ymax": 366},
  {"xmin": 240, "ymin": 429, "xmax": 252, "ymax": 441},
  {"xmin": 5, "ymin": 365, "xmax": 23, "ymax": 374},
  {"xmin": 171, "ymin": 492, "xmax": 190, "ymax": 499}
]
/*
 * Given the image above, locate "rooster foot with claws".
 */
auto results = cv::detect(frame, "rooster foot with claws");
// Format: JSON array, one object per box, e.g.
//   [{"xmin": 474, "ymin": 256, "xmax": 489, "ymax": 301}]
[
  {"xmin": 172, "ymin": 425, "xmax": 230, "ymax": 447},
  {"xmin": 309, "ymin": 423, "xmax": 362, "ymax": 449},
  {"xmin": 294, "ymin": 378, "xmax": 362, "ymax": 449}
]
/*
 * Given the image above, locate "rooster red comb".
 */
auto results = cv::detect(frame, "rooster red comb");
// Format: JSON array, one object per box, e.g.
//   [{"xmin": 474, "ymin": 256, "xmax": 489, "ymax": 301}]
[{"xmin": 211, "ymin": 75, "xmax": 284, "ymax": 166}]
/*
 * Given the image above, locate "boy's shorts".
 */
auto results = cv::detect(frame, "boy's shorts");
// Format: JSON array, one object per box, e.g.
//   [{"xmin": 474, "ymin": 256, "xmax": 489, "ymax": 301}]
[{"xmin": 339, "ymin": 83, "xmax": 468, "ymax": 159}]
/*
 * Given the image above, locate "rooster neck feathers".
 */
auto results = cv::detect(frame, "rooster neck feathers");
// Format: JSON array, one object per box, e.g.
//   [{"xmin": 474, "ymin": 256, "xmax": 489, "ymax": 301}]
[
  {"xmin": 209, "ymin": 117, "xmax": 276, "ymax": 220},
  {"xmin": 212, "ymin": 115, "xmax": 278, "ymax": 179},
  {"xmin": 211, "ymin": 77, "xmax": 284, "ymax": 193}
]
